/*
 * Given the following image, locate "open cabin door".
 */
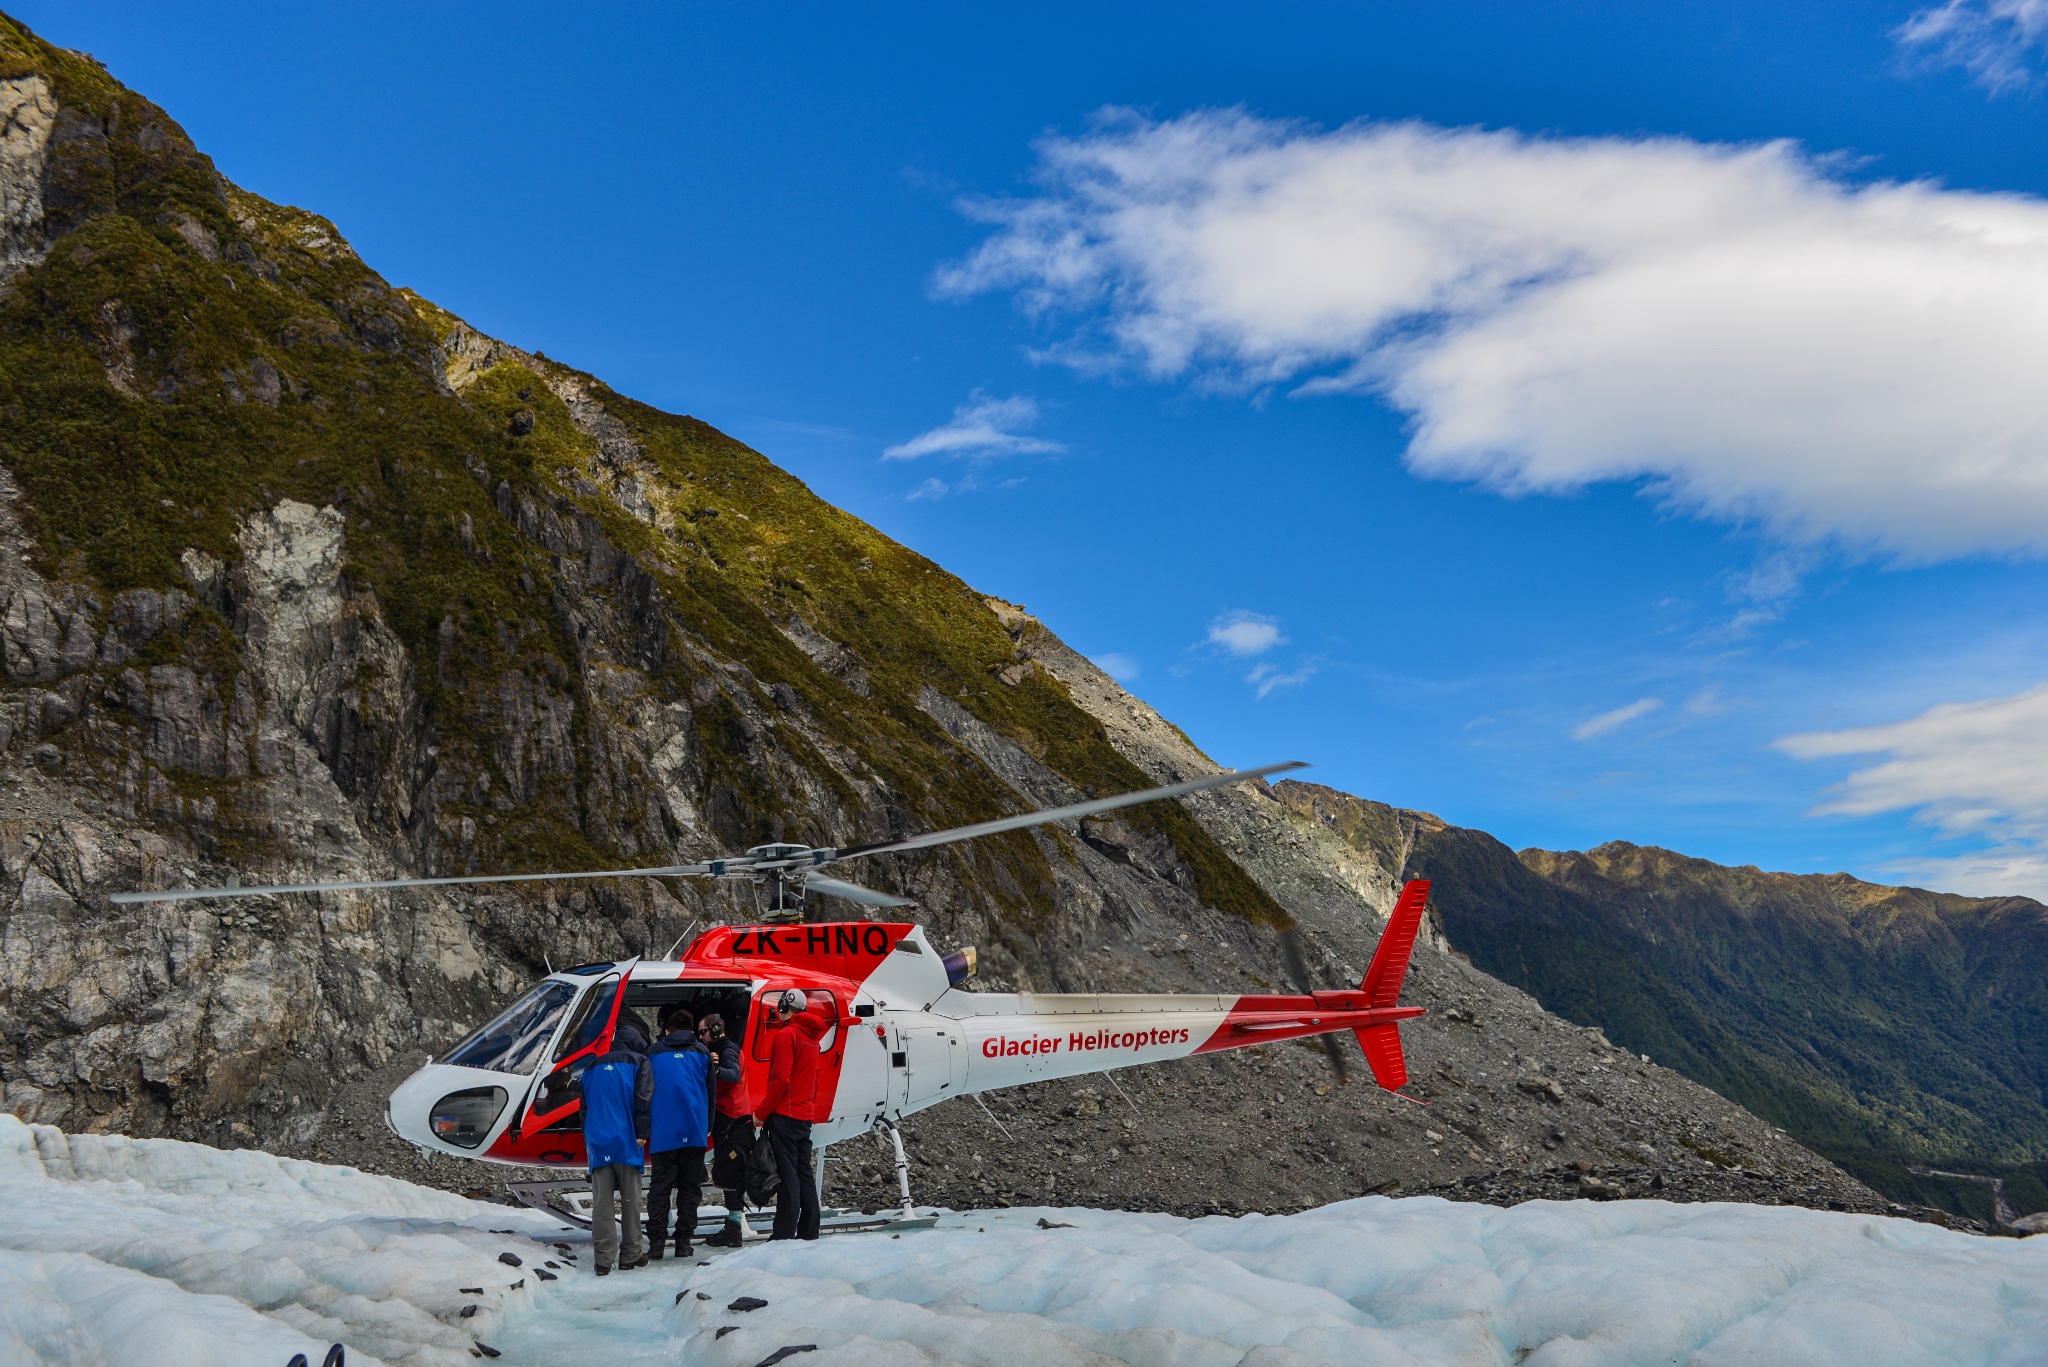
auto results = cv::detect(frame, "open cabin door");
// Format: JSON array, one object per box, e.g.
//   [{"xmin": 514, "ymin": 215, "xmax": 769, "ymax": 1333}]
[{"xmin": 515, "ymin": 958, "xmax": 641, "ymax": 1146}]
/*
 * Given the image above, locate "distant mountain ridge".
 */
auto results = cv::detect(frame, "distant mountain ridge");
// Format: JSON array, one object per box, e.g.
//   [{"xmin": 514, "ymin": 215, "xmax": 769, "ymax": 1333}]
[{"xmin": 1275, "ymin": 779, "xmax": 2048, "ymax": 1217}]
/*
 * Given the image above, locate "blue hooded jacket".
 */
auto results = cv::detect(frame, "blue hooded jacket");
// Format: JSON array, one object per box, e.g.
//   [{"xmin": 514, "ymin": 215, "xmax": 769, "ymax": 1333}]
[
  {"xmin": 648, "ymin": 1027, "xmax": 715, "ymax": 1153},
  {"xmin": 580, "ymin": 1027, "xmax": 652, "ymax": 1172}
]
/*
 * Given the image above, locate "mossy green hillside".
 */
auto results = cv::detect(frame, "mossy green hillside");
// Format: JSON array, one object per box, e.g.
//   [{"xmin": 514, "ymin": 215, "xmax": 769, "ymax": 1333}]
[
  {"xmin": 0, "ymin": 15, "xmax": 1287, "ymax": 934},
  {"xmin": 537, "ymin": 373, "xmax": 1288, "ymax": 927}
]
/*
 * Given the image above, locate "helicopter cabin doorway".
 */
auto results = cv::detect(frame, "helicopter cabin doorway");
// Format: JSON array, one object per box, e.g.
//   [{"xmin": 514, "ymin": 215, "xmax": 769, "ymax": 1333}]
[
  {"xmin": 524, "ymin": 975, "xmax": 752, "ymax": 1138},
  {"xmin": 624, "ymin": 979, "xmax": 753, "ymax": 1045}
]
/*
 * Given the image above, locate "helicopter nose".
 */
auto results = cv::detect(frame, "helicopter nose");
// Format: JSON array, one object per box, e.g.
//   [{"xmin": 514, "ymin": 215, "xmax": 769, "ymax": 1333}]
[{"xmin": 389, "ymin": 1062, "xmax": 510, "ymax": 1154}]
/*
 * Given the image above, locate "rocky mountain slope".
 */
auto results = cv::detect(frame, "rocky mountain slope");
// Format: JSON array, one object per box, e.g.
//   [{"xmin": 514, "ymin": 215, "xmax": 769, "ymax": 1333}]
[
  {"xmin": 0, "ymin": 11, "xmax": 1907, "ymax": 1228},
  {"xmin": 1274, "ymin": 780, "xmax": 2048, "ymax": 1222}
]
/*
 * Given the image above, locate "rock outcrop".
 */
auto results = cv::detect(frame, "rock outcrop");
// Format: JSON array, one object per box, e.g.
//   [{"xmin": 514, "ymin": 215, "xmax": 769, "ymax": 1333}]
[{"xmin": 0, "ymin": 73, "xmax": 55, "ymax": 279}]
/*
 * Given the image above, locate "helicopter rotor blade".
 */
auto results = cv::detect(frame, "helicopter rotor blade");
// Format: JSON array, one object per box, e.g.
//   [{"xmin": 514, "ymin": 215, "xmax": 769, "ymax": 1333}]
[
  {"xmin": 1278, "ymin": 920, "xmax": 1351, "ymax": 1085},
  {"xmin": 804, "ymin": 875, "xmax": 917, "ymax": 908},
  {"xmin": 108, "ymin": 863, "xmax": 713, "ymax": 905},
  {"xmin": 1317, "ymin": 1028, "xmax": 1351, "ymax": 1082},
  {"xmin": 111, "ymin": 762, "xmax": 1306, "ymax": 905},
  {"xmin": 833, "ymin": 760, "xmax": 1308, "ymax": 863}
]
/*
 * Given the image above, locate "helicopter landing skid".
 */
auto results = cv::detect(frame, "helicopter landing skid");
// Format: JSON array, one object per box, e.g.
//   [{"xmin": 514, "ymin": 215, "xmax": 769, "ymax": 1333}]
[{"xmin": 504, "ymin": 1179, "xmax": 935, "ymax": 1238}]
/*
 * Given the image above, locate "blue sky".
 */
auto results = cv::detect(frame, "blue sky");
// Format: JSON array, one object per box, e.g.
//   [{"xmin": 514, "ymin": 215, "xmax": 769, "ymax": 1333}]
[{"xmin": 27, "ymin": 0, "xmax": 2048, "ymax": 895}]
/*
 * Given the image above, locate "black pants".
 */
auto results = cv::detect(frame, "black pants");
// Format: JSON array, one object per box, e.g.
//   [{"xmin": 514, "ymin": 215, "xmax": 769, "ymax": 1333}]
[
  {"xmin": 646, "ymin": 1147, "xmax": 705, "ymax": 1252},
  {"xmin": 767, "ymin": 1114, "xmax": 819, "ymax": 1241},
  {"xmin": 710, "ymin": 1110, "xmax": 750, "ymax": 1214}
]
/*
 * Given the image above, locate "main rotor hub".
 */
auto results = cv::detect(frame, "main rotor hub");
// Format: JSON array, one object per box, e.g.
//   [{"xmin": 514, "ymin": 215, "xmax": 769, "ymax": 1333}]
[
  {"xmin": 760, "ymin": 868, "xmax": 808, "ymax": 924},
  {"xmin": 743, "ymin": 842, "xmax": 817, "ymax": 865}
]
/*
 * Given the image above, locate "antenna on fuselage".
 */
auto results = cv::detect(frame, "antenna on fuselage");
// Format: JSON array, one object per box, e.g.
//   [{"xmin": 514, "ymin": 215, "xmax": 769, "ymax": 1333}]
[{"xmin": 664, "ymin": 919, "xmax": 699, "ymax": 960}]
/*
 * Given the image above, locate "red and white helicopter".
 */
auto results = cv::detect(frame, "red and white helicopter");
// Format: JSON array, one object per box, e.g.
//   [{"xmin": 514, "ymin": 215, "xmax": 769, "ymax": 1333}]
[{"xmin": 114, "ymin": 762, "xmax": 1431, "ymax": 1226}]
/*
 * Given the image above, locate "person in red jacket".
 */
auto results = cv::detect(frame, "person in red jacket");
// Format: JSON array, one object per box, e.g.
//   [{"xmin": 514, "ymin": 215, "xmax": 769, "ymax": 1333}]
[
  {"xmin": 755, "ymin": 988, "xmax": 826, "ymax": 1241},
  {"xmin": 701, "ymin": 1013, "xmax": 755, "ymax": 1249}
]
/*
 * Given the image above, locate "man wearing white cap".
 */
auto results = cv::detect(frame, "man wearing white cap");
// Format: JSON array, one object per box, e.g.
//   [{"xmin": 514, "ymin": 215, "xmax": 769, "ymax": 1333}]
[{"xmin": 754, "ymin": 988, "xmax": 825, "ymax": 1240}]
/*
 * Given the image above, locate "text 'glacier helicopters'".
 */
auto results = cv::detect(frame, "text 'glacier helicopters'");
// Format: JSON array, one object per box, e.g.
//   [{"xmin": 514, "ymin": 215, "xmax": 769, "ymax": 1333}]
[{"xmin": 113, "ymin": 761, "xmax": 1432, "ymax": 1225}]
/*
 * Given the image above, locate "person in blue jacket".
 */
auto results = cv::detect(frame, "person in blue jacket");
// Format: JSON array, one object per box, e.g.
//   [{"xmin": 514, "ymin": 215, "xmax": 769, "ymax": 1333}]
[
  {"xmin": 580, "ymin": 1016, "xmax": 652, "ymax": 1275},
  {"xmin": 644, "ymin": 1004, "xmax": 734, "ymax": 1258}
]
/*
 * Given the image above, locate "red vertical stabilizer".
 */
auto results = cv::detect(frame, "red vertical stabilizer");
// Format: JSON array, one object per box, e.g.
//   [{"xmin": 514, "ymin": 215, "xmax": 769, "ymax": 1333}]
[{"xmin": 1356, "ymin": 879, "xmax": 1430, "ymax": 1090}]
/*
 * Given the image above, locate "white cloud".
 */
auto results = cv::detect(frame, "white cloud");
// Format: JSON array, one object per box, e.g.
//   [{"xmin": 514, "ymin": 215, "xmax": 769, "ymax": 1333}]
[
  {"xmin": 1207, "ymin": 610, "xmax": 1284, "ymax": 657},
  {"xmin": 1778, "ymin": 683, "xmax": 2048, "ymax": 897},
  {"xmin": 1248, "ymin": 659, "xmax": 1317, "ymax": 698},
  {"xmin": 1092, "ymin": 652, "xmax": 1140, "ymax": 682},
  {"xmin": 1880, "ymin": 847, "xmax": 2048, "ymax": 898},
  {"xmin": 1897, "ymin": 0, "xmax": 2048, "ymax": 95},
  {"xmin": 1573, "ymin": 697, "xmax": 1664, "ymax": 740},
  {"xmin": 1777, "ymin": 683, "xmax": 2048, "ymax": 834},
  {"xmin": 1683, "ymin": 684, "xmax": 1730, "ymax": 717},
  {"xmin": 1725, "ymin": 550, "xmax": 1811, "ymax": 610},
  {"xmin": 905, "ymin": 477, "xmax": 948, "ymax": 501},
  {"xmin": 1697, "ymin": 550, "xmax": 1815, "ymax": 642},
  {"xmin": 884, "ymin": 392, "xmax": 1064, "ymax": 460},
  {"xmin": 944, "ymin": 110, "xmax": 2048, "ymax": 562}
]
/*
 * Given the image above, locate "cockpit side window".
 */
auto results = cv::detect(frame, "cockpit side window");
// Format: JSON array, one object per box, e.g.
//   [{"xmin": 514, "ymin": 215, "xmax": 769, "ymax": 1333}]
[
  {"xmin": 441, "ymin": 981, "xmax": 580, "ymax": 1076},
  {"xmin": 810, "ymin": 990, "xmax": 839, "ymax": 1051},
  {"xmin": 749, "ymin": 988, "xmax": 839, "ymax": 1060}
]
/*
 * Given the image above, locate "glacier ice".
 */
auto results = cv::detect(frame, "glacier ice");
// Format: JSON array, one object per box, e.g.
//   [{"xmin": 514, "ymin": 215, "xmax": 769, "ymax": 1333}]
[
  {"xmin": 0, "ymin": 1114, "xmax": 563, "ymax": 1365},
  {"xmin": 1, "ymin": 1113, "xmax": 2043, "ymax": 1366}
]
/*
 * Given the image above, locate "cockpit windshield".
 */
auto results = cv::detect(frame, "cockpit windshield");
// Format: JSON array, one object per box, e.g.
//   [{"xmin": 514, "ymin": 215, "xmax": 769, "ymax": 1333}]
[{"xmin": 441, "ymin": 980, "xmax": 580, "ymax": 1075}]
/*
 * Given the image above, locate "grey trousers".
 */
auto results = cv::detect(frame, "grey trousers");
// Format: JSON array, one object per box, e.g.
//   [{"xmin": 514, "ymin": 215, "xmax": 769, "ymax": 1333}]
[{"xmin": 590, "ymin": 1161, "xmax": 645, "ymax": 1268}]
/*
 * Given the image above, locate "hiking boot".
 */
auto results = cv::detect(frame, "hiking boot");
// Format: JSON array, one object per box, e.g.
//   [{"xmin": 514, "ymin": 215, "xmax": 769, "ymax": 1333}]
[
  {"xmin": 647, "ymin": 1244, "xmax": 666, "ymax": 1261},
  {"xmin": 594, "ymin": 1264, "xmax": 611, "ymax": 1277},
  {"xmin": 704, "ymin": 1220, "xmax": 743, "ymax": 1248},
  {"xmin": 676, "ymin": 1241, "xmax": 694, "ymax": 1258},
  {"xmin": 628, "ymin": 1253, "xmax": 649, "ymax": 1269}
]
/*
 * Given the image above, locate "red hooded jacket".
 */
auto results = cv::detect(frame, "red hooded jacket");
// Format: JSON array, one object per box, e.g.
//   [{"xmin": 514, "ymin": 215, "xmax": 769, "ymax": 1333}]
[{"xmin": 756, "ymin": 1010, "xmax": 826, "ymax": 1124}]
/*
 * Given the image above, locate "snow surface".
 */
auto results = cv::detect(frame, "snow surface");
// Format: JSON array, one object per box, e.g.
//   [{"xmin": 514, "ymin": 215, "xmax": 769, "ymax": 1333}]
[
  {"xmin": 0, "ymin": 1114, "xmax": 564, "ymax": 1366},
  {"xmin": 2, "ymin": 1113, "xmax": 2044, "ymax": 1367}
]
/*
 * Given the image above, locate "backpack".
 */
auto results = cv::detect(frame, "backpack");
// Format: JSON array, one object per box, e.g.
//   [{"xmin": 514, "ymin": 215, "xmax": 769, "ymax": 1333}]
[
  {"xmin": 746, "ymin": 1126, "xmax": 781, "ymax": 1206},
  {"xmin": 713, "ymin": 1118, "xmax": 779, "ymax": 1205}
]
